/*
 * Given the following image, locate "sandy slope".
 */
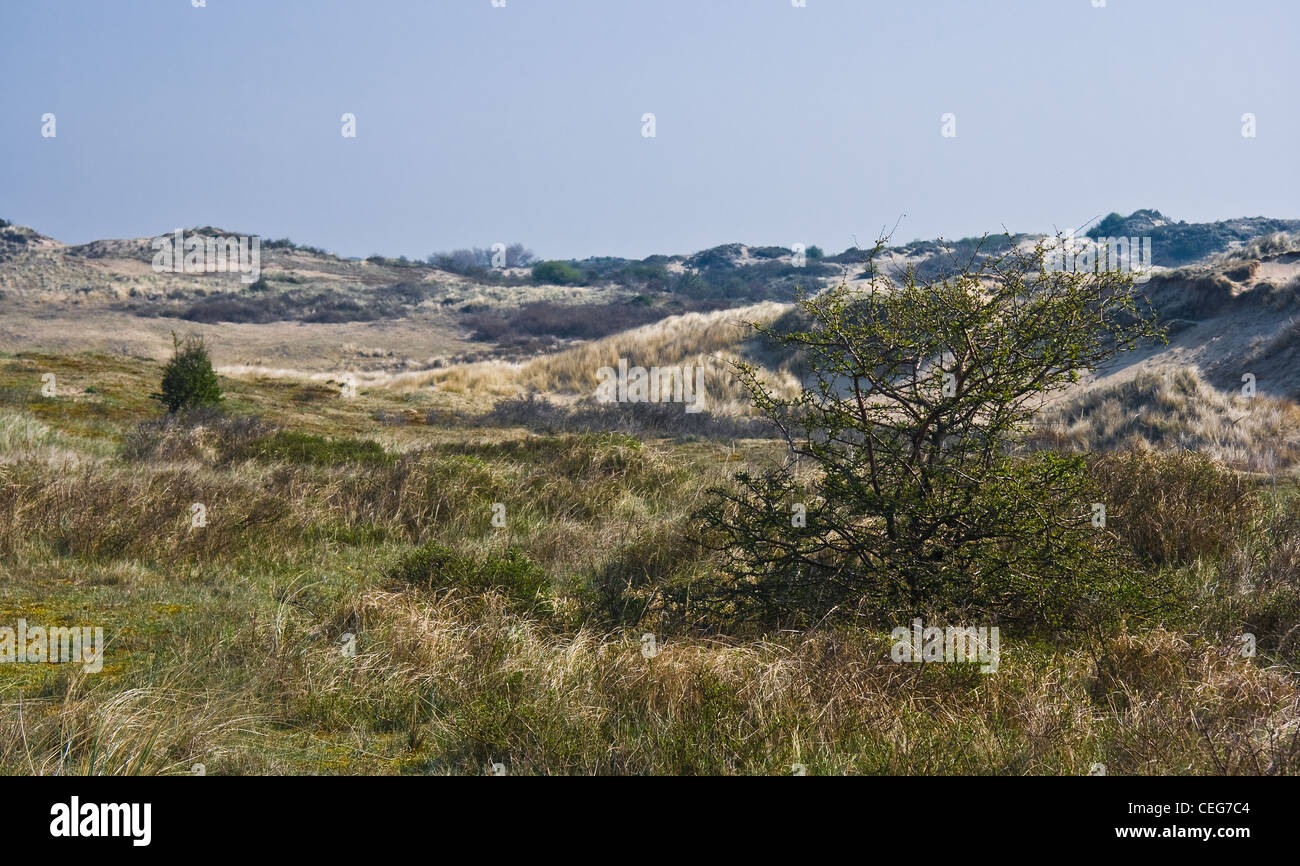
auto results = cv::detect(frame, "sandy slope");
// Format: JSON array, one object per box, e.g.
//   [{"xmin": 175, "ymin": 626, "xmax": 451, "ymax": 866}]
[{"xmin": 3, "ymin": 226, "xmax": 1299, "ymax": 405}]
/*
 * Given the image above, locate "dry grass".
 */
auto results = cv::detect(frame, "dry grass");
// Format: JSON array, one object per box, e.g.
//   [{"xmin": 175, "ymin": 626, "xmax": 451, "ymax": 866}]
[
  {"xmin": 421, "ymin": 302, "xmax": 800, "ymax": 415},
  {"xmin": 0, "ymin": 410, "xmax": 112, "ymax": 470},
  {"xmin": 1087, "ymin": 451, "xmax": 1257, "ymax": 566},
  {"xmin": 1, "ymin": 676, "xmax": 265, "ymax": 776},
  {"xmin": 1036, "ymin": 367, "xmax": 1300, "ymax": 472},
  {"xmin": 3, "ymin": 353, "xmax": 1300, "ymax": 775},
  {"xmin": 6, "ymin": 584, "xmax": 1298, "ymax": 775},
  {"xmin": 1215, "ymin": 232, "xmax": 1300, "ymax": 264}
]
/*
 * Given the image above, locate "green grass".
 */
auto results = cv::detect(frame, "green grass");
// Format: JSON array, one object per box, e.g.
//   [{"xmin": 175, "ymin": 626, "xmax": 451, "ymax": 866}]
[{"xmin": 244, "ymin": 430, "xmax": 395, "ymax": 467}]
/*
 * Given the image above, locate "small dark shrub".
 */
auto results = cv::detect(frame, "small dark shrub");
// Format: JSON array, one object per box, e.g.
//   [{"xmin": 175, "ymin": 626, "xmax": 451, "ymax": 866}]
[
  {"xmin": 531, "ymin": 260, "xmax": 587, "ymax": 285},
  {"xmin": 152, "ymin": 334, "xmax": 222, "ymax": 413}
]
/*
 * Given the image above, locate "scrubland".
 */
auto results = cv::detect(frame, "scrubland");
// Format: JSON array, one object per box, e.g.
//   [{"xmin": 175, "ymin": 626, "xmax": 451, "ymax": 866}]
[{"xmin": 1, "ymin": 347, "xmax": 1298, "ymax": 775}]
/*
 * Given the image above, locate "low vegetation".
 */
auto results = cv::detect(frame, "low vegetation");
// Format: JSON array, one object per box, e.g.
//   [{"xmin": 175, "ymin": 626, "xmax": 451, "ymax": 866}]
[
  {"xmin": 4, "ymin": 226, "xmax": 1300, "ymax": 776},
  {"xmin": 2, "ymin": 258, "xmax": 1299, "ymax": 775},
  {"xmin": 459, "ymin": 299, "xmax": 723, "ymax": 353},
  {"xmin": 1035, "ymin": 367, "xmax": 1300, "ymax": 472}
]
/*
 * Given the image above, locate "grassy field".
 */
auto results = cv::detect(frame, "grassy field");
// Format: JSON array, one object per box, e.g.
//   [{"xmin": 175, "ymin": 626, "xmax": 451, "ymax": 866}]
[{"xmin": 1, "ymin": 350, "xmax": 1298, "ymax": 775}]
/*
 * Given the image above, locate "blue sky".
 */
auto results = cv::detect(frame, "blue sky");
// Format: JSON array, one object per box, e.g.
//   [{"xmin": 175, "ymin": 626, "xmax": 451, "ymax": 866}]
[{"xmin": 2, "ymin": 0, "xmax": 1296, "ymax": 260}]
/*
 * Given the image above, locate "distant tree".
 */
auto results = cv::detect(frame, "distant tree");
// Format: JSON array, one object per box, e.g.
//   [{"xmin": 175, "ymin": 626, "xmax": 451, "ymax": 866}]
[
  {"xmin": 504, "ymin": 243, "xmax": 536, "ymax": 268},
  {"xmin": 430, "ymin": 244, "xmax": 536, "ymax": 271},
  {"xmin": 152, "ymin": 333, "xmax": 223, "ymax": 413}
]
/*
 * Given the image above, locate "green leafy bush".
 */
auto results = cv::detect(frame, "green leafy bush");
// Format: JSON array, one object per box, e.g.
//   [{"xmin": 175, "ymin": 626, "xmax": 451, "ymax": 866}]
[
  {"xmin": 531, "ymin": 260, "xmax": 587, "ymax": 285},
  {"xmin": 698, "ymin": 238, "xmax": 1165, "ymax": 632}
]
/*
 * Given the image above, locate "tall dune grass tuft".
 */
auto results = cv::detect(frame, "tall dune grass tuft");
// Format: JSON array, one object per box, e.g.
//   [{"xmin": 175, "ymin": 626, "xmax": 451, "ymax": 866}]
[{"xmin": 1035, "ymin": 367, "xmax": 1300, "ymax": 472}]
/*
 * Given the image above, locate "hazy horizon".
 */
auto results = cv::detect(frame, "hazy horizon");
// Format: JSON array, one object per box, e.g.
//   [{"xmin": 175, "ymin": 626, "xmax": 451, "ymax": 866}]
[{"xmin": 4, "ymin": 0, "xmax": 1297, "ymax": 260}]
